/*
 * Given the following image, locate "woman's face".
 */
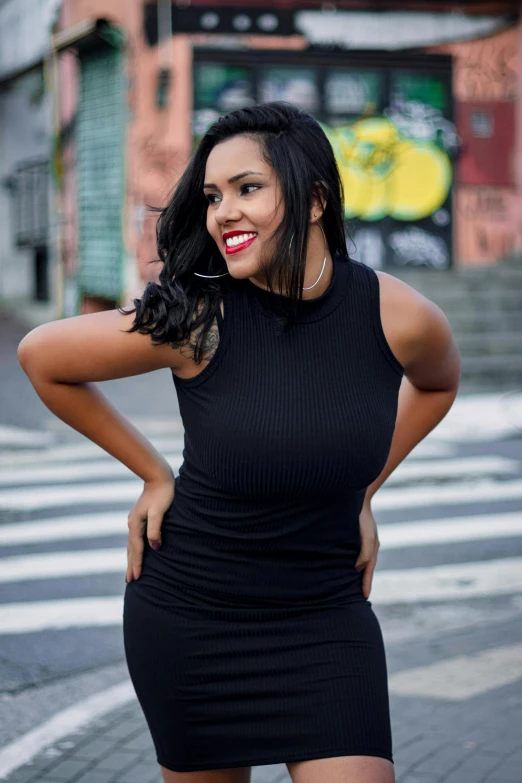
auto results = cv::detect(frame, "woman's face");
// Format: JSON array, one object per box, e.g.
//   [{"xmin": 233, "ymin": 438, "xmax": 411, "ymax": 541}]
[{"xmin": 204, "ymin": 135, "xmax": 284, "ymax": 282}]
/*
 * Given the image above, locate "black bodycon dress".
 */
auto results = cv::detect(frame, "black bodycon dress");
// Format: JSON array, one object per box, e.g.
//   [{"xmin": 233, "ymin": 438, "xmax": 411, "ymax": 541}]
[{"xmin": 123, "ymin": 254, "xmax": 405, "ymax": 772}]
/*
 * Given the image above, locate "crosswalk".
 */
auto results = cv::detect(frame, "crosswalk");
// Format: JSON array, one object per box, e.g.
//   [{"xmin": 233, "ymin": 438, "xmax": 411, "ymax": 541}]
[
  {"xmin": 0, "ymin": 410, "xmax": 522, "ymax": 635},
  {"xmin": 0, "ymin": 407, "xmax": 522, "ymax": 690}
]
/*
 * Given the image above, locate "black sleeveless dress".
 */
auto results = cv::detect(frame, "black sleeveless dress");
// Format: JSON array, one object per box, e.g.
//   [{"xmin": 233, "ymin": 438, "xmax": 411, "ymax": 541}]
[{"xmin": 123, "ymin": 254, "xmax": 404, "ymax": 772}]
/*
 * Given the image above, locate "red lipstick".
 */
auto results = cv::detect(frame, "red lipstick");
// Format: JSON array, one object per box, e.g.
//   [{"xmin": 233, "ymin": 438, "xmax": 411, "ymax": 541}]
[{"xmin": 223, "ymin": 230, "xmax": 257, "ymax": 255}]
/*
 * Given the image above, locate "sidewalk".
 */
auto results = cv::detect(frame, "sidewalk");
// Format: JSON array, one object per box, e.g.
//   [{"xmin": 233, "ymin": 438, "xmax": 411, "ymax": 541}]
[{"xmin": 3, "ymin": 676, "xmax": 521, "ymax": 783}]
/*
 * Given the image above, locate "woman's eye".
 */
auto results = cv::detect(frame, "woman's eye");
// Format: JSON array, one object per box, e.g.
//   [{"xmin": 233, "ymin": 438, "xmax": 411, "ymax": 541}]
[
  {"xmin": 241, "ymin": 183, "xmax": 260, "ymax": 195},
  {"xmin": 205, "ymin": 184, "xmax": 260, "ymax": 203}
]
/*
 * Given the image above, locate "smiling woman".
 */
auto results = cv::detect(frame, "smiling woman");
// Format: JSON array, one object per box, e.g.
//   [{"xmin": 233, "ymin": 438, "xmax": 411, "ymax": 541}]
[
  {"xmin": 116, "ymin": 103, "xmax": 400, "ymax": 783},
  {"xmin": 112, "ymin": 101, "xmax": 460, "ymax": 783},
  {"xmin": 16, "ymin": 99, "xmax": 460, "ymax": 783},
  {"xmin": 121, "ymin": 102, "xmax": 347, "ymax": 362}
]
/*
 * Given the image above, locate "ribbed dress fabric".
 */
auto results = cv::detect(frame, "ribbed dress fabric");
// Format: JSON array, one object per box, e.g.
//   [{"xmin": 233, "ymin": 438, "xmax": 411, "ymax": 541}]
[{"xmin": 123, "ymin": 255, "xmax": 405, "ymax": 772}]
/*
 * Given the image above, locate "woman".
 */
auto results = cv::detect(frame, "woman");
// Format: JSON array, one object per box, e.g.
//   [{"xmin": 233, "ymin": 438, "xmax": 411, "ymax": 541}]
[{"xmin": 18, "ymin": 102, "xmax": 460, "ymax": 783}]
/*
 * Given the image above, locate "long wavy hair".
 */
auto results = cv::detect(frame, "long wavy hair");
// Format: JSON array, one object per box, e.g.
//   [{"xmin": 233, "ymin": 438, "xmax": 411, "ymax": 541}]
[{"xmin": 120, "ymin": 101, "xmax": 348, "ymax": 362}]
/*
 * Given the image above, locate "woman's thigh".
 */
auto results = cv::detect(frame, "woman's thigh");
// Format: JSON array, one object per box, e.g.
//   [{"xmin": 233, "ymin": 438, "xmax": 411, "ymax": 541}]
[
  {"xmin": 160, "ymin": 764, "xmax": 251, "ymax": 783},
  {"xmin": 287, "ymin": 755, "xmax": 395, "ymax": 783}
]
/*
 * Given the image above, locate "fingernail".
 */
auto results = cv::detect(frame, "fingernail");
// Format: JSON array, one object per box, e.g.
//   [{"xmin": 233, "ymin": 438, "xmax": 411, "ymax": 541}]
[{"xmin": 151, "ymin": 543, "xmax": 160, "ymax": 551}]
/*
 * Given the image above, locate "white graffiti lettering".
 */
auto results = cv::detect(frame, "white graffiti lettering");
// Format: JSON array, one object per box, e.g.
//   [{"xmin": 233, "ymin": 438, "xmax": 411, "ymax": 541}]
[{"xmin": 388, "ymin": 227, "xmax": 449, "ymax": 268}]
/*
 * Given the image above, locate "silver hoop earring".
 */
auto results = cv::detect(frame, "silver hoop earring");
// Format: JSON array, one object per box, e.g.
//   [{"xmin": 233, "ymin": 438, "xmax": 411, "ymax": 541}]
[
  {"xmin": 194, "ymin": 271, "xmax": 229, "ymax": 278},
  {"xmin": 288, "ymin": 225, "xmax": 326, "ymax": 290},
  {"xmin": 302, "ymin": 222, "xmax": 327, "ymax": 291}
]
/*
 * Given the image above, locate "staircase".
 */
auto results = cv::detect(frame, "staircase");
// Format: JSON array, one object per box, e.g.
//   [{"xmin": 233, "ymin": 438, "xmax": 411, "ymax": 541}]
[{"xmin": 389, "ymin": 258, "xmax": 522, "ymax": 393}]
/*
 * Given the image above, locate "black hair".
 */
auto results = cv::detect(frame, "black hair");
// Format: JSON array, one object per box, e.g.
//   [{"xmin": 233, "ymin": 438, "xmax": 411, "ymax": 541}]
[{"xmin": 119, "ymin": 101, "xmax": 348, "ymax": 362}]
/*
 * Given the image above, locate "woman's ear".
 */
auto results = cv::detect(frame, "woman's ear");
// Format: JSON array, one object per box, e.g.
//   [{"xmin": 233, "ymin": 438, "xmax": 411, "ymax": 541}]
[{"xmin": 310, "ymin": 182, "xmax": 328, "ymax": 222}]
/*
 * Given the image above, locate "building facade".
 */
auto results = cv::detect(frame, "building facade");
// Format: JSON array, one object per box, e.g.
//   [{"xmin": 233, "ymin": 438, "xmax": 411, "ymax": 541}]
[
  {"xmin": 0, "ymin": 0, "xmax": 62, "ymax": 323},
  {"xmin": 53, "ymin": 0, "xmax": 522, "ymax": 315}
]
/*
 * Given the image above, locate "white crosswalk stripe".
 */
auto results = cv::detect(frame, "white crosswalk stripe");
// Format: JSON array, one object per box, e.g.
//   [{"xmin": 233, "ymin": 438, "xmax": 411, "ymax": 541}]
[
  {"xmin": 1, "ymin": 453, "xmax": 517, "ymax": 488},
  {"xmin": 1, "ymin": 509, "xmax": 521, "ymax": 548},
  {"xmin": 0, "ymin": 597, "xmax": 124, "ymax": 634},
  {"xmin": 388, "ymin": 643, "xmax": 522, "ymax": 701},
  {"xmin": 0, "ymin": 437, "xmax": 186, "ymax": 467},
  {"xmin": 2, "ymin": 475, "xmax": 522, "ymax": 512},
  {"xmin": 0, "ymin": 452, "xmax": 184, "ymax": 486},
  {"xmin": 1, "ymin": 554, "xmax": 522, "ymax": 608}
]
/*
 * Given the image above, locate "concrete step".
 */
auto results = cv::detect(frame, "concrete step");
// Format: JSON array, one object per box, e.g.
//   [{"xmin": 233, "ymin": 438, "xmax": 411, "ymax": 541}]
[
  {"xmin": 418, "ymin": 288, "xmax": 522, "ymax": 304},
  {"xmin": 459, "ymin": 363, "xmax": 522, "ymax": 393},
  {"xmin": 391, "ymin": 262, "xmax": 522, "ymax": 392},
  {"xmin": 392, "ymin": 263, "xmax": 522, "ymax": 284},
  {"xmin": 461, "ymin": 354, "xmax": 522, "ymax": 373},
  {"xmin": 448, "ymin": 313, "xmax": 522, "ymax": 332},
  {"xmin": 391, "ymin": 270, "xmax": 522, "ymax": 304},
  {"xmin": 455, "ymin": 333, "xmax": 522, "ymax": 355},
  {"xmin": 458, "ymin": 377, "xmax": 521, "ymax": 393}
]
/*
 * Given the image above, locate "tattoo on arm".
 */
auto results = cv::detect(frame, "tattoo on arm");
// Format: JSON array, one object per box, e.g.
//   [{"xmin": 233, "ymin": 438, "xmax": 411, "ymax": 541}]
[
  {"xmin": 179, "ymin": 316, "xmax": 220, "ymax": 363},
  {"xmin": 199, "ymin": 320, "xmax": 219, "ymax": 361}
]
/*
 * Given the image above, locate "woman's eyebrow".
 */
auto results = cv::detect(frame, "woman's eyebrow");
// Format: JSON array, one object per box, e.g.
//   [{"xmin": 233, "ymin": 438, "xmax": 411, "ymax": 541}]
[{"xmin": 203, "ymin": 171, "xmax": 264, "ymax": 189}]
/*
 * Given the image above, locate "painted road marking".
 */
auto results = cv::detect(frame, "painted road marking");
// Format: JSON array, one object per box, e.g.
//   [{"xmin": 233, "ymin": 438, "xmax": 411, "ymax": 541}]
[
  {"xmin": 372, "ymin": 557, "xmax": 522, "ymax": 604},
  {"xmin": 0, "ymin": 680, "xmax": 134, "ymax": 780},
  {"xmin": 387, "ymin": 456, "xmax": 520, "ymax": 485},
  {"xmin": 0, "ymin": 597, "xmax": 124, "ymax": 634},
  {"xmin": 379, "ymin": 511, "xmax": 522, "ymax": 548},
  {"xmin": 372, "ymin": 479, "xmax": 522, "ymax": 511},
  {"xmin": 0, "ymin": 436, "xmax": 450, "ymax": 467},
  {"xmin": 1, "ymin": 510, "xmax": 521, "ymax": 549},
  {"xmin": 0, "ymin": 452, "xmax": 184, "ymax": 486},
  {"xmin": 0, "ymin": 426, "xmax": 54, "ymax": 448},
  {"xmin": 2, "ymin": 475, "xmax": 522, "ymax": 511},
  {"xmin": 0, "ymin": 437, "xmax": 185, "ymax": 466},
  {"xmin": 388, "ymin": 643, "xmax": 522, "ymax": 701},
  {"xmin": 2, "ymin": 453, "xmax": 514, "ymax": 488},
  {"xmin": 425, "ymin": 391, "xmax": 522, "ymax": 443},
  {"xmin": 1, "ymin": 557, "xmax": 522, "ymax": 630},
  {"xmin": 0, "ymin": 480, "xmax": 143, "ymax": 510},
  {"xmin": 0, "ymin": 549, "xmax": 126, "ymax": 583},
  {"xmin": 406, "ymin": 441, "xmax": 456, "ymax": 458},
  {"xmin": 0, "ymin": 512, "xmax": 127, "ymax": 545}
]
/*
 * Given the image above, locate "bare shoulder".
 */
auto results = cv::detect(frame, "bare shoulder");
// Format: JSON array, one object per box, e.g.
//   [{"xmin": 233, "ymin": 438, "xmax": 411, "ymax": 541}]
[
  {"xmin": 17, "ymin": 306, "xmax": 186, "ymax": 383},
  {"xmin": 374, "ymin": 270, "xmax": 461, "ymax": 390}
]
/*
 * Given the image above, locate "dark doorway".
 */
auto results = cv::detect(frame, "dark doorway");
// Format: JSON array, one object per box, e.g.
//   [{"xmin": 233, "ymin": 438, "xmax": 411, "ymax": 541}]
[{"xmin": 34, "ymin": 245, "xmax": 49, "ymax": 302}]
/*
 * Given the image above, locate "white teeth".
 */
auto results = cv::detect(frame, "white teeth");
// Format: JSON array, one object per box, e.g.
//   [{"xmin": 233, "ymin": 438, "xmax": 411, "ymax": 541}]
[{"xmin": 225, "ymin": 233, "xmax": 256, "ymax": 247}]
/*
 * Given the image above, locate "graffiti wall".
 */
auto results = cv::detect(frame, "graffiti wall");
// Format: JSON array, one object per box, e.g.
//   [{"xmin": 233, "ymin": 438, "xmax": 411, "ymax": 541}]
[
  {"xmin": 320, "ymin": 92, "xmax": 456, "ymax": 269},
  {"xmin": 193, "ymin": 57, "xmax": 456, "ymax": 269}
]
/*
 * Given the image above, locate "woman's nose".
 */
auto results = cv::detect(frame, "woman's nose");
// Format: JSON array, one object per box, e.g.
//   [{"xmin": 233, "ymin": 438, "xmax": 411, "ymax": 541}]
[{"xmin": 215, "ymin": 198, "xmax": 242, "ymax": 225}]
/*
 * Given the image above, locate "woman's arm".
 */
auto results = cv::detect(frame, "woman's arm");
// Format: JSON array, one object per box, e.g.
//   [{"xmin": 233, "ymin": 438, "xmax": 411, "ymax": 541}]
[
  {"xmin": 18, "ymin": 308, "xmax": 191, "ymax": 581},
  {"xmin": 364, "ymin": 270, "xmax": 461, "ymax": 506},
  {"xmin": 355, "ymin": 271, "xmax": 461, "ymax": 596},
  {"xmin": 17, "ymin": 308, "xmax": 184, "ymax": 485}
]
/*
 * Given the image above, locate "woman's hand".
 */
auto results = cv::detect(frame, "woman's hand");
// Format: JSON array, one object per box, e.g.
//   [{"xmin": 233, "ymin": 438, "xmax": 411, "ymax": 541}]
[
  {"xmin": 355, "ymin": 502, "xmax": 380, "ymax": 600},
  {"xmin": 126, "ymin": 472, "xmax": 175, "ymax": 583}
]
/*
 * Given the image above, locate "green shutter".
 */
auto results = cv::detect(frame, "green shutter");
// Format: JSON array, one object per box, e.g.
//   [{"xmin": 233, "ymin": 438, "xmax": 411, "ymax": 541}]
[{"xmin": 76, "ymin": 46, "xmax": 125, "ymax": 300}]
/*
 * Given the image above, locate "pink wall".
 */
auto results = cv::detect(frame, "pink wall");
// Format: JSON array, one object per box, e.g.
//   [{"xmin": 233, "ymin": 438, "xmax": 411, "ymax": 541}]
[{"xmin": 431, "ymin": 24, "xmax": 522, "ymax": 265}]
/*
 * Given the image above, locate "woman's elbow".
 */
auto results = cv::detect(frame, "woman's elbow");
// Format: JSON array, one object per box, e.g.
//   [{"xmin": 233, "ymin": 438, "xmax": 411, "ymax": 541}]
[{"xmin": 17, "ymin": 326, "xmax": 48, "ymax": 376}]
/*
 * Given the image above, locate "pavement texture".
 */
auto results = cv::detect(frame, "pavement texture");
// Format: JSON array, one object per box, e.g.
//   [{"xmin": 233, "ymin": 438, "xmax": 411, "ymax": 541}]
[{"xmin": 3, "ymin": 679, "xmax": 522, "ymax": 783}]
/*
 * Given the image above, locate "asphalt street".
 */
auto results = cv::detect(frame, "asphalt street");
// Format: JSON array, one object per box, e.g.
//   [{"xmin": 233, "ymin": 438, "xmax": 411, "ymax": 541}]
[{"xmin": 1, "ymin": 312, "xmax": 522, "ymax": 783}]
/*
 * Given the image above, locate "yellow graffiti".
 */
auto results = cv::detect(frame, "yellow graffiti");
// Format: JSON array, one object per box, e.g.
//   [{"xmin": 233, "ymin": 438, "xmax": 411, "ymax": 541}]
[{"xmin": 321, "ymin": 118, "xmax": 452, "ymax": 221}]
